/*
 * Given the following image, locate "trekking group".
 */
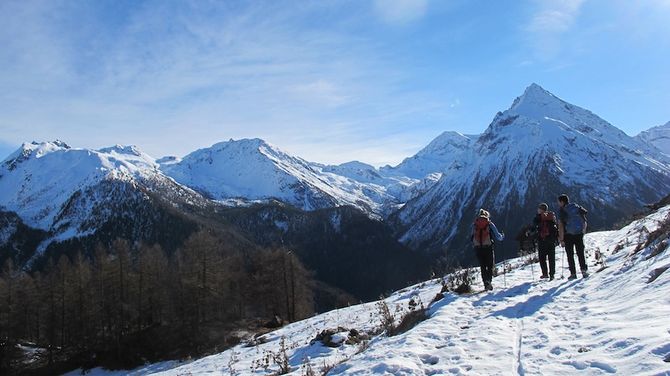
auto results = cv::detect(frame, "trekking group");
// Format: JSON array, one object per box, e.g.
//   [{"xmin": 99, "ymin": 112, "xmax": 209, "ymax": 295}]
[{"xmin": 472, "ymin": 194, "xmax": 589, "ymax": 290}]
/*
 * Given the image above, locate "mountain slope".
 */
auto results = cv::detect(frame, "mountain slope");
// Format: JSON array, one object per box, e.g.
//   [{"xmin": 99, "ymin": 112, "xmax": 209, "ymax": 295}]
[
  {"xmin": 0, "ymin": 141, "xmax": 429, "ymax": 307},
  {"xmin": 0, "ymin": 141, "xmax": 242, "ymax": 266},
  {"xmin": 381, "ymin": 131, "xmax": 475, "ymax": 179},
  {"xmin": 391, "ymin": 84, "xmax": 670, "ymax": 259},
  {"xmin": 637, "ymin": 121, "xmax": 670, "ymax": 155},
  {"xmin": 161, "ymin": 138, "xmax": 401, "ymax": 216},
  {"xmin": 219, "ymin": 203, "xmax": 430, "ymax": 302},
  {"xmin": 97, "ymin": 202, "xmax": 670, "ymax": 375},
  {"xmin": 0, "ymin": 141, "xmax": 159, "ymax": 231}
]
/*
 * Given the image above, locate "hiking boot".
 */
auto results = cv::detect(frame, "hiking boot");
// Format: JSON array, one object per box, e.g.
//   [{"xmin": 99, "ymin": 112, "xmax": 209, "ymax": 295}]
[
  {"xmin": 549, "ymin": 275, "xmax": 554, "ymax": 281},
  {"xmin": 540, "ymin": 274, "xmax": 549, "ymax": 279},
  {"xmin": 568, "ymin": 274, "xmax": 578, "ymax": 280},
  {"xmin": 484, "ymin": 282, "xmax": 493, "ymax": 291},
  {"xmin": 582, "ymin": 270, "xmax": 589, "ymax": 278}
]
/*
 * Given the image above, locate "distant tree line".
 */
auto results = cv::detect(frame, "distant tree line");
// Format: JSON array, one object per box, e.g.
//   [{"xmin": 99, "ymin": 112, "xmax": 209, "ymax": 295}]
[{"xmin": 0, "ymin": 230, "xmax": 314, "ymax": 374}]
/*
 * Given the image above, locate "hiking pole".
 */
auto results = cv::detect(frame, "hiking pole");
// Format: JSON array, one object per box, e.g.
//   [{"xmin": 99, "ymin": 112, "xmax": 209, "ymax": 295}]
[
  {"xmin": 503, "ymin": 260, "xmax": 507, "ymax": 288},
  {"xmin": 561, "ymin": 244, "xmax": 565, "ymax": 279},
  {"xmin": 529, "ymin": 252, "xmax": 535, "ymax": 281}
]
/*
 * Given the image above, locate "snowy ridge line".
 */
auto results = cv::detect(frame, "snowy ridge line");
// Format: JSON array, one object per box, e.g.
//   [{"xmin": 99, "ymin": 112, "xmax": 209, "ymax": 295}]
[
  {"xmin": 67, "ymin": 204, "xmax": 670, "ymax": 375},
  {"xmin": 393, "ymin": 83, "xmax": 670, "ymax": 254},
  {"xmin": 3, "ymin": 84, "xmax": 670, "ymax": 253}
]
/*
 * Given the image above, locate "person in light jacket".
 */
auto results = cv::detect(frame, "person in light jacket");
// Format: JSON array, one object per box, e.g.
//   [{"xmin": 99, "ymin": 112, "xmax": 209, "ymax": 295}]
[{"xmin": 472, "ymin": 209, "xmax": 505, "ymax": 290}]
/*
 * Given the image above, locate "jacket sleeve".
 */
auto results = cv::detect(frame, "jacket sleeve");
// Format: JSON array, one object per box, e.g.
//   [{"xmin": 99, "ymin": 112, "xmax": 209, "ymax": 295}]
[
  {"xmin": 557, "ymin": 208, "xmax": 566, "ymax": 241},
  {"xmin": 489, "ymin": 222, "xmax": 505, "ymax": 241}
]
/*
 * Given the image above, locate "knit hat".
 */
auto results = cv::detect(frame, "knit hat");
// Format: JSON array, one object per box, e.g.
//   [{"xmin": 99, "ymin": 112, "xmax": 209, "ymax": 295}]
[
  {"xmin": 478, "ymin": 209, "xmax": 490, "ymax": 218},
  {"xmin": 538, "ymin": 203, "xmax": 548, "ymax": 211}
]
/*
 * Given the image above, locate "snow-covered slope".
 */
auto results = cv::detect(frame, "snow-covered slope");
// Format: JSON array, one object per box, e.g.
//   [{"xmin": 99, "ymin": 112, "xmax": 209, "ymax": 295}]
[
  {"xmin": 381, "ymin": 131, "xmax": 476, "ymax": 179},
  {"xmin": 393, "ymin": 83, "xmax": 670, "ymax": 256},
  {"xmin": 0, "ymin": 141, "xmax": 157, "ymax": 230},
  {"xmin": 0, "ymin": 141, "xmax": 208, "ymax": 253},
  {"xmin": 321, "ymin": 161, "xmax": 440, "ymax": 208},
  {"xmin": 637, "ymin": 121, "xmax": 670, "ymax": 155},
  {"xmin": 161, "ymin": 138, "xmax": 412, "ymax": 216},
  {"xmin": 89, "ymin": 204, "xmax": 670, "ymax": 375}
]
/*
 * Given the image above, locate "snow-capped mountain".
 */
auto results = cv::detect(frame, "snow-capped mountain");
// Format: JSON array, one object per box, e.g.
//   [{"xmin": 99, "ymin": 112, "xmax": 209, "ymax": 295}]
[
  {"xmin": 392, "ymin": 83, "xmax": 670, "ymax": 258},
  {"xmin": 160, "ymin": 138, "xmax": 420, "ymax": 217},
  {"xmin": 0, "ymin": 141, "xmax": 157, "ymax": 230},
  {"xmin": 81, "ymin": 202, "xmax": 670, "ymax": 375},
  {"xmin": 381, "ymin": 131, "xmax": 476, "ymax": 179},
  {"xmin": 0, "ymin": 140, "xmax": 212, "ymax": 260},
  {"xmin": 636, "ymin": 121, "xmax": 670, "ymax": 155},
  {"xmin": 3, "ymin": 84, "xmax": 669, "ymax": 269},
  {"xmin": 321, "ymin": 160, "xmax": 440, "ymax": 206}
]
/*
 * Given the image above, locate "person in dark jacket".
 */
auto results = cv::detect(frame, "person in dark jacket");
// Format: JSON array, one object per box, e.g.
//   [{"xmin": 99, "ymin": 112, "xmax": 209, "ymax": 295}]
[
  {"xmin": 557, "ymin": 194, "xmax": 588, "ymax": 279},
  {"xmin": 532, "ymin": 203, "xmax": 558, "ymax": 280},
  {"xmin": 472, "ymin": 209, "xmax": 505, "ymax": 290}
]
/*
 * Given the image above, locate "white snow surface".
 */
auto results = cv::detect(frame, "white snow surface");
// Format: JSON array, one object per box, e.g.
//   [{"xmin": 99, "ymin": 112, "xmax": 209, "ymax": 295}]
[
  {"xmin": 395, "ymin": 83, "xmax": 670, "ymax": 249},
  {"xmin": 79, "ymin": 205, "xmax": 670, "ymax": 375},
  {"xmin": 637, "ymin": 121, "xmax": 670, "ymax": 156},
  {"xmin": 161, "ymin": 138, "xmax": 428, "ymax": 217},
  {"xmin": 0, "ymin": 141, "xmax": 160, "ymax": 230},
  {"xmin": 382, "ymin": 131, "xmax": 476, "ymax": 180}
]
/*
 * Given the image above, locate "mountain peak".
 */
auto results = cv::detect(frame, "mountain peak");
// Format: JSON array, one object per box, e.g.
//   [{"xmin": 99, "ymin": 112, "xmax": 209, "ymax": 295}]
[
  {"xmin": 636, "ymin": 120, "xmax": 670, "ymax": 155},
  {"xmin": 510, "ymin": 83, "xmax": 564, "ymax": 112},
  {"xmin": 98, "ymin": 144, "xmax": 144, "ymax": 157},
  {"xmin": 211, "ymin": 138, "xmax": 272, "ymax": 151}
]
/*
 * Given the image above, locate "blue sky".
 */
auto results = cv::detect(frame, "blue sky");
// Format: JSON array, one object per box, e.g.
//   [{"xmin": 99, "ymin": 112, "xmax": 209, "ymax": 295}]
[{"xmin": 1, "ymin": 0, "xmax": 669, "ymax": 166}]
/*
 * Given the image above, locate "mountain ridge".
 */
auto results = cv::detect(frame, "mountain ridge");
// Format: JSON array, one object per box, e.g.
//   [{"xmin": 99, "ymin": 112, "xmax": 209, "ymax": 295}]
[
  {"xmin": 392, "ymin": 83, "xmax": 670, "ymax": 259},
  {"xmin": 2, "ymin": 83, "xmax": 669, "ymax": 266}
]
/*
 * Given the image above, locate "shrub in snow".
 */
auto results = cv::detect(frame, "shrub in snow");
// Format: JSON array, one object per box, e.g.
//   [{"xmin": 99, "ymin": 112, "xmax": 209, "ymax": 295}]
[
  {"xmin": 311, "ymin": 327, "xmax": 353, "ymax": 348},
  {"xmin": 443, "ymin": 267, "xmax": 474, "ymax": 294},
  {"xmin": 374, "ymin": 300, "xmax": 395, "ymax": 335},
  {"xmin": 250, "ymin": 336, "xmax": 292, "ymax": 374}
]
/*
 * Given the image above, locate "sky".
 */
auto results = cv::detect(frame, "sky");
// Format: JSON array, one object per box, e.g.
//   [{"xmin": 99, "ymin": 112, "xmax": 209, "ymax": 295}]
[{"xmin": 1, "ymin": 0, "xmax": 669, "ymax": 167}]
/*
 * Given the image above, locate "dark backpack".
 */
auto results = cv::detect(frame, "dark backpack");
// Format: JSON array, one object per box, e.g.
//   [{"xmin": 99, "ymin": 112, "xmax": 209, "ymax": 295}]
[
  {"xmin": 561, "ymin": 203, "xmax": 588, "ymax": 234},
  {"xmin": 538, "ymin": 211, "xmax": 558, "ymax": 240},
  {"xmin": 473, "ymin": 216, "xmax": 492, "ymax": 247}
]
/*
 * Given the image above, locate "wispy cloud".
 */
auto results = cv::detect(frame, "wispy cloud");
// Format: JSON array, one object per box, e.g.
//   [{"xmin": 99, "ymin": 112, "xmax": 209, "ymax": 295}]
[
  {"xmin": 0, "ymin": 1, "xmax": 438, "ymax": 165},
  {"xmin": 373, "ymin": 0, "xmax": 429, "ymax": 25},
  {"xmin": 524, "ymin": 0, "xmax": 585, "ymax": 60}
]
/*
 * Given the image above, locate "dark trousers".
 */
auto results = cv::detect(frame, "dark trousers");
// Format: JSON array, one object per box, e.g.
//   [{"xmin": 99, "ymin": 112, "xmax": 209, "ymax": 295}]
[
  {"xmin": 475, "ymin": 246, "xmax": 495, "ymax": 284},
  {"xmin": 564, "ymin": 233, "xmax": 587, "ymax": 275},
  {"xmin": 537, "ymin": 238, "xmax": 556, "ymax": 277}
]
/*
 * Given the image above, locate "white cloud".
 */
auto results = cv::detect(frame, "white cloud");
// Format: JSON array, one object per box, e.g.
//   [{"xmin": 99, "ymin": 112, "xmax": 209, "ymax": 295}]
[
  {"xmin": 0, "ymin": 1, "xmax": 443, "ymax": 166},
  {"xmin": 524, "ymin": 0, "xmax": 585, "ymax": 60},
  {"xmin": 289, "ymin": 79, "xmax": 350, "ymax": 107},
  {"xmin": 527, "ymin": 0, "xmax": 584, "ymax": 34},
  {"xmin": 373, "ymin": 0, "xmax": 428, "ymax": 25}
]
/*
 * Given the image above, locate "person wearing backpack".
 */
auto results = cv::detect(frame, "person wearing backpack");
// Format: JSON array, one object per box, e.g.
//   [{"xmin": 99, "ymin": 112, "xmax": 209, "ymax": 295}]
[
  {"xmin": 472, "ymin": 209, "xmax": 505, "ymax": 291},
  {"xmin": 532, "ymin": 203, "xmax": 559, "ymax": 280},
  {"xmin": 557, "ymin": 194, "xmax": 589, "ymax": 279}
]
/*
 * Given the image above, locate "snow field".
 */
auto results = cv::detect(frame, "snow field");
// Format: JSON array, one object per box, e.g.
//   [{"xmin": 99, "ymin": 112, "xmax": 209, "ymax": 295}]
[{"xmin": 90, "ymin": 205, "xmax": 670, "ymax": 376}]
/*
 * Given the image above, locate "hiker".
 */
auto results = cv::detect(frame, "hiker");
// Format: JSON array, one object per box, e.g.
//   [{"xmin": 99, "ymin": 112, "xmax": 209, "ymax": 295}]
[
  {"xmin": 557, "ymin": 194, "xmax": 589, "ymax": 279},
  {"xmin": 515, "ymin": 224, "xmax": 536, "ymax": 257},
  {"xmin": 533, "ymin": 203, "xmax": 558, "ymax": 280},
  {"xmin": 472, "ymin": 209, "xmax": 505, "ymax": 290}
]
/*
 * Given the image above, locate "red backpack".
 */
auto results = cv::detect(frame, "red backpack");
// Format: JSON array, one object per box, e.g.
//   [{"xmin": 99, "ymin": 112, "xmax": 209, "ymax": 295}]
[
  {"xmin": 539, "ymin": 211, "xmax": 558, "ymax": 240},
  {"xmin": 473, "ymin": 216, "xmax": 492, "ymax": 247}
]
